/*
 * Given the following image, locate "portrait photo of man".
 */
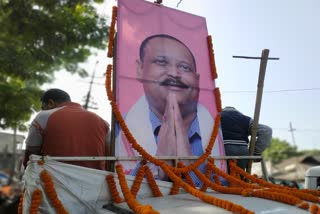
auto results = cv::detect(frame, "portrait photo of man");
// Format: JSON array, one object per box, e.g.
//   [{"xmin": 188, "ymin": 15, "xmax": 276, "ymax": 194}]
[{"xmin": 115, "ymin": 0, "xmax": 226, "ymax": 184}]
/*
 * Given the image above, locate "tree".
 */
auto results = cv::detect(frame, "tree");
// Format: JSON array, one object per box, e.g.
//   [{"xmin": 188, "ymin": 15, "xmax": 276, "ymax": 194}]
[
  {"xmin": 0, "ymin": 0, "xmax": 108, "ymax": 130},
  {"xmin": 263, "ymin": 138, "xmax": 300, "ymax": 164},
  {"xmin": 300, "ymin": 149, "xmax": 320, "ymax": 156}
]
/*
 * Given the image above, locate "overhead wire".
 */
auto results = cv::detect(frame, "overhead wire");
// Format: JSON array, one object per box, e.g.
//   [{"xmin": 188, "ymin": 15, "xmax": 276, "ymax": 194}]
[{"xmin": 176, "ymin": 0, "xmax": 183, "ymax": 8}]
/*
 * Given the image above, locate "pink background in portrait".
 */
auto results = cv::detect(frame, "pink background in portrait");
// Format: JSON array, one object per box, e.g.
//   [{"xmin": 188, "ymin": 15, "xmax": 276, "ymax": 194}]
[
  {"xmin": 116, "ymin": 0, "xmax": 225, "ymax": 170},
  {"xmin": 116, "ymin": 0, "xmax": 216, "ymax": 113}
]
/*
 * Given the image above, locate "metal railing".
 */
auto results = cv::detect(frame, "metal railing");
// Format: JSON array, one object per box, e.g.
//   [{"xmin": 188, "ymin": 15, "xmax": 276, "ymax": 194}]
[{"xmin": 30, "ymin": 155, "xmax": 269, "ymax": 181}]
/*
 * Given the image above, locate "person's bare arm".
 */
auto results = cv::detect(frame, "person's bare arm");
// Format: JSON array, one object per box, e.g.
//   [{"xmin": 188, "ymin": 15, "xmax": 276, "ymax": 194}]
[{"xmin": 23, "ymin": 121, "xmax": 43, "ymax": 168}]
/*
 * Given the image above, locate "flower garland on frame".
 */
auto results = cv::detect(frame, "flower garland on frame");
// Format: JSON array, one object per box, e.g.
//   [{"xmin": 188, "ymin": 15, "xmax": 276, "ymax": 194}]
[
  {"xmin": 107, "ymin": 6, "xmax": 117, "ymax": 58},
  {"xmin": 310, "ymin": 204, "xmax": 320, "ymax": 214},
  {"xmin": 158, "ymin": 162, "xmax": 254, "ymax": 214},
  {"xmin": 130, "ymin": 166, "xmax": 146, "ymax": 197},
  {"xmin": 200, "ymin": 164, "xmax": 212, "ymax": 192},
  {"xmin": 115, "ymin": 161, "xmax": 253, "ymax": 214},
  {"xmin": 207, "ymin": 159, "xmax": 257, "ymax": 189},
  {"xmin": 104, "ymin": 6, "xmax": 314, "ymax": 213},
  {"xmin": 177, "ymin": 162, "xmax": 196, "ymax": 188},
  {"xmin": 29, "ymin": 189, "xmax": 42, "ymax": 214},
  {"xmin": 214, "ymin": 87, "xmax": 222, "ymax": 112},
  {"xmin": 116, "ymin": 164, "xmax": 160, "ymax": 214},
  {"xmin": 144, "ymin": 165, "xmax": 163, "ymax": 197},
  {"xmin": 205, "ymin": 159, "xmax": 313, "ymax": 211},
  {"xmin": 242, "ymin": 189, "xmax": 309, "ymax": 210},
  {"xmin": 229, "ymin": 160, "xmax": 320, "ymax": 203},
  {"xmin": 106, "ymin": 165, "xmax": 163, "ymax": 202},
  {"xmin": 106, "ymin": 174, "xmax": 123, "ymax": 203},
  {"xmin": 104, "ymin": 28, "xmax": 315, "ymax": 214},
  {"xmin": 105, "ymin": 64, "xmax": 221, "ymax": 175},
  {"xmin": 40, "ymin": 170, "xmax": 68, "ymax": 214},
  {"xmin": 169, "ymin": 168, "xmax": 182, "ymax": 195},
  {"xmin": 17, "ymin": 193, "xmax": 24, "ymax": 214},
  {"xmin": 229, "ymin": 160, "xmax": 242, "ymax": 186},
  {"xmin": 105, "ymin": 31, "xmax": 253, "ymax": 213},
  {"xmin": 213, "ymin": 174, "xmax": 222, "ymax": 186},
  {"xmin": 207, "ymin": 35, "xmax": 218, "ymax": 79},
  {"xmin": 192, "ymin": 165, "xmax": 312, "ymax": 212},
  {"xmin": 192, "ymin": 166, "xmax": 243, "ymax": 195}
]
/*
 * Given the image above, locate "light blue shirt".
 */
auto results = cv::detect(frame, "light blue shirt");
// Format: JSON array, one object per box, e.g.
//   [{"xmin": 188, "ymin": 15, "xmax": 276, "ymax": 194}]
[
  {"xmin": 149, "ymin": 110, "xmax": 204, "ymax": 156},
  {"xmin": 130, "ymin": 109, "xmax": 227, "ymax": 187}
]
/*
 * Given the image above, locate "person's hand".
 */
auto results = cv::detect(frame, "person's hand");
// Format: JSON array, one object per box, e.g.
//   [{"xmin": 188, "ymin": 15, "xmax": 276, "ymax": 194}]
[
  {"xmin": 156, "ymin": 93, "xmax": 192, "ymax": 179},
  {"xmin": 156, "ymin": 92, "xmax": 176, "ymax": 180},
  {"xmin": 171, "ymin": 93, "xmax": 192, "ymax": 158},
  {"xmin": 172, "ymin": 93, "xmax": 193, "ymax": 167},
  {"xmin": 156, "ymin": 92, "xmax": 177, "ymax": 157}
]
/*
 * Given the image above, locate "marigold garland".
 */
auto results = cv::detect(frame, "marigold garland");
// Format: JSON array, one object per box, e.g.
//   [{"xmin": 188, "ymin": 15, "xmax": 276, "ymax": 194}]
[
  {"xmin": 177, "ymin": 162, "xmax": 195, "ymax": 188},
  {"xmin": 144, "ymin": 166, "xmax": 163, "ymax": 197},
  {"xmin": 213, "ymin": 174, "xmax": 221, "ymax": 186},
  {"xmin": 267, "ymin": 187, "xmax": 319, "ymax": 203},
  {"xmin": 193, "ymin": 166, "xmax": 312, "ymax": 212},
  {"xmin": 250, "ymin": 189, "xmax": 309, "ymax": 210},
  {"xmin": 106, "ymin": 174, "xmax": 123, "ymax": 203},
  {"xmin": 105, "ymin": 57, "xmax": 253, "ymax": 213},
  {"xmin": 207, "ymin": 159, "xmax": 314, "ymax": 211},
  {"xmin": 301, "ymin": 188, "xmax": 320, "ymax": 197},
  {"xmin": 29, "ymin": 189, "xmax": 42, "ymax": 214},
  {"xmin": 37, "ymin": 160, "xmax": 44, "ymax": 165},
  {"xmin": 40, "ymin": 170, "xmax": 68, "ymax": 214},
  {"xmin": 200, "ymin": 165, "xmax": 212, "ymax": 192},
  {"xmin": 229, "ymin": 160, "xmax": 320, "ymax": 203},
  {"xmin": 207, "ymin": 160, "xmax": 257, "ymax": 189},
  {"xmin": 105, "ymin": 57, "xmax": 317, "ymax": 214},
  {"xmin": 103, "ymin": 14, "xmax": 316, "ymax": 212},
  {"xmin": 193, "ymin": 166, "xmax": 243, "ymax": 195},
  {"xmin": 207, "ymin": 35, "xmax": 218, "ymax": 79},
  {"xmin": 310, "ymin": 204, "xmax": 319, "ymax": 214},
  {"xmin": 229, "ymin": 161, "xmax": 242, "ymax": 187},
  {"xmin": 214, "ymin": 87, "xmax": 222, "ymax": 112},
  {"xmin": 105, "ymin": 63, "xmax": 221, "ymax": 175},
  {"xmin": 107, "ymin": 6, "xmax": 117, "ymax": 58},
  {"xmin": 116, "ymin": 164, "xmax": 160, "ymax": 214},
  {"xmin": 169, "ymin": 170, "xmax": 182, "ymax": 195},
  {"xmin": 17, "ymin": 193, "xmax": 23, "ymax": 214},
  {"xmin": 229, "ymin": 164, "xmax": 237, "ymax": 187},
  {"xmin": 131, "ymin": 166, "xmax": 146, "ymax": 197},
  {"xmin": 170, "ymin": 114, "xmax": 220, "ymax": 174},
  {"xmin": 159, "ymin": 163, "xmax": 254, "ymax": 214},
  {"xmin": 105, "ymin": 64, "xmax": 113, "ymax": 99}
]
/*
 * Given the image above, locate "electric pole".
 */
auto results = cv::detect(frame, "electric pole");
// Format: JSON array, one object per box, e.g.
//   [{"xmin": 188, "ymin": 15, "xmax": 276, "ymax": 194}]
[
  {"xmin": 289, "ymin": 121, "xmax": 299, "ymax": 179},
  {"xmin": 233, "ymin": 49, "xmax": 279, "ymax": 174},
  {"xmin": 289, "ymin": 121, "xmax": 296, "ymax": 147},
  {"xmin": 83, "ymin": 60, "xmax": 99, "ymax": 110}
]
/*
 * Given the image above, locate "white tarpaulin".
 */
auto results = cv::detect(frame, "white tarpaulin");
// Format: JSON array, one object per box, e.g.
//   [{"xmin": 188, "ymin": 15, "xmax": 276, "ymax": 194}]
[
  {"xmin": 21, "ymin": 155, "xmax": 311, "ymax": 214},
  {"xmin": 21, "ymin": 155, "xmax": 173, "ymax": 214},
  {"xmin": 22, "ymin": 156, "xmax": 113, "ymax": 213}
]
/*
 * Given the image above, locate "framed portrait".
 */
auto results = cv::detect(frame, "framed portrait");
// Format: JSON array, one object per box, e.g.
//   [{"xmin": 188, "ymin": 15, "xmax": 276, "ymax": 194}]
[{"xmin": 114, "ymin": 0, "xmax": 226, "ymax": 178}]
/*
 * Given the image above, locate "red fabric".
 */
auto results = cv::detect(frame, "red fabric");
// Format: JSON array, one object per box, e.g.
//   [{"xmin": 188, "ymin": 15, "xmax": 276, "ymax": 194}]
[{"xmin": 41, "ymin": 102, "xmax": 108, "ymax": 170}]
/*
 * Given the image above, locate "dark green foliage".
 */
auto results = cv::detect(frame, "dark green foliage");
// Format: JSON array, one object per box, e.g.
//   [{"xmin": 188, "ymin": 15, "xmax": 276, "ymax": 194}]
[
  {"xmin": 300, "ymin": 149, "xmax": 320, "ymax": 156},
  {"xmin": 0, "ymin": 0, "xmax": 108, "ymax": 129},
  {"xmin": 263, "ymin": 138, "xmax": 300, "ymax": 164}
]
